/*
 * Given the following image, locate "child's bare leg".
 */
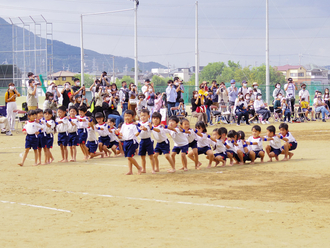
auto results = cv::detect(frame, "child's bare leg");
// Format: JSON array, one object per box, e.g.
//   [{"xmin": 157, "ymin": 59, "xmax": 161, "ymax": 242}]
[
  {"xmin": 171, "ymin": 152, "xmax": 177, "ymax": 169},
  {"xmin": 59, "ymin": 145, "xmax": 65, "ymax": 162},
  {"xmin": 281, "ymin": 143, "xmax": 289, "ymax": 161},
  {"xmin": 249, "ymin": 151, "xmax": 256, "ymax": 164},
  {"xmin": 141, "ymin": 156, "xmax": 147, "ymax": 173},
  {"xmin": 164, "ymin": 153, "xmax": 175, "ymax": 172},
  {"xmin": 265, "ymin": 145, "xmax": 272, "ymax": 162},
  {"xmin": 127, "ymin": 157, "xmax": 142, "ymax": 175},
  {"xmin": 193, "ymin": 148, "xmax": 201, "ymax": 168},
  {"xmin": 18, "ymin": 148, "xmax": 30, "ymax": 166},
  {"xmin": 89, "ymin": 152, "xmax": 105, "ymax": 159},
  {"xmin": 98, "ymin": 143, "xmax": 103, "ymax": 153},
  {"xmin": 181, "ymin": 153, "xmax": 188, "ymax": 171},
  {"xmin": 37, "ymin": 148, "xmax": 42, "ymax": 165},
  {"xmin": 64, "ymin": 146, "xmax": 68, "ymax": 162},
  {"xmin": 275, "ymin": 155, "xmax": 279, "ymax": 161},
  {"xmin": 259, "ymin": 151, "xmax": 265, "ymax": 163},
  {"xmin": 43, "ymin": 148, "xmax": 48, "ymax": 164},
  {"xmin": 149, "ymin": 154, "xmax": 156, "ymax": 173},
  {"xmin": 227, "ymin": 153, "xmax": 234, "ymax": 166},
  {"xmin": 206, "ymin": 150, "xmax": 214, "ymax": 168},
  {"xmin": 118, "ymin": 142, "xmax": 124, "ymax": 155},
  {"xmin": 154, "ymin": 153, "xmax": 159, "ymax": 171},
  {"xmin": 237, "ymin": 150, "xmax": 244, "ymax": 165},
  {"xmin": 288, "ymin": 152, "xmax": 294, "ymax": 159},
  {"xmin": 33, "ymin": 150, "xmax": 38, "ymax": 165},
  {"xmin": 102, "ymin": 145, "xmax": 111, "ymax": 157}
]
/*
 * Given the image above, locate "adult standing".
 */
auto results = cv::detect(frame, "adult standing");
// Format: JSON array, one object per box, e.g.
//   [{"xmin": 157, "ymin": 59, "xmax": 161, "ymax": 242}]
[
  {"xmin": 191, "ymin": 91, "xmax": 207, "ymax": 124},
  {"xmin": 210, "ymin": 80, "xmax": 219, "ymax": 108},
  {"xmin": 100, "ymin": 71, "xmax": 109, "ymax": 87},
  {"xmin": 141, "ymin": 79, "xmax": 150, "ymax": 96},
  {"xmin": 119, "ymin": 81, "xmax": 129, "ymax": 116},
  {"xmin": 128, "ymin": 83, "xmax": 138, "ymax": 116},
  {"xmin": 165, "ymin": 80, "xmax": 177, "ymax": 117},
  {"xmin": 5, "ymin": 82, "xmax": 20, "ymax": 130},
  {"xmin": 72, "ymin": 78, "xmax": 85, "ymax": 98},
  {"xmin": 27, "ymin": 78, "xmax": 38, "ymax": 110},
  {"xmin": 89, "ymin": 79, "xmax": 101, "ymax": 99},
  {"xmin": 61, "ymin": 82, "xmax": 72, "ymax": 109},
  {"xmin": 174, "ymin": 77, "xmax": 185, "ymax": 107},
  {"xmin": 94, "ymin": 85, "xmax": 104, "ymax": 114},
  {"xmin": 216, "ymin": 82, "xmax": 229, "ymax": 112},
  {"xmin": 46, "ymin": 82, "xmax": 61, "ymax": 102},
  {"xmin": 324, "ymin": 88, "xmax": 330, "ymax": 109},
  {"xmin": 26, "ymin": 72, "xmax": 40, "ymax": 109},
  {"xmin": 272, "ymin": 83, "xmax": 285, "ymax": 102},
  {"xmin": 228, "ymin": 79, "xmax": 238, "ymax": 108},
  {"xmin": 298, "ymin": 83, "xmax": 310, "ymax": 103},
  {"xmin": 284, "ymin": 78, "xmax": 297, "ymax": 112},
  {"xmin": 238, "ymin": 80, "xmax": 249, "ymax": 96}
]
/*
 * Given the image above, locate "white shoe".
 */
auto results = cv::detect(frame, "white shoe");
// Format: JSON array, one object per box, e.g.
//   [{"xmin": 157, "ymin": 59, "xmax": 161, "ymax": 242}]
[
  {"xmin": 1, "ymin": 129, "xmax": 6, "ymax": 134},
  {"xmin": 266, "ymin": 121, "xmax": 270, "ymax": 124},
  {"xmin": 6, "ymin": 131, "xmax": 13, "ymax": 136},
  {"xmin": 237, "ymin": 123, "xmax": 240, "ymax": 126},
  {"xmin": 261, "ymin": 121, "xmax": 266, "ymax": 124}
]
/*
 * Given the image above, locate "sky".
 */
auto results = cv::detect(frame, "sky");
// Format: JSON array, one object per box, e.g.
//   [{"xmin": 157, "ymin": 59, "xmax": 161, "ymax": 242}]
[{"xmin": 1, "ymin": 0, "xmax": 330, "ymax": 70}]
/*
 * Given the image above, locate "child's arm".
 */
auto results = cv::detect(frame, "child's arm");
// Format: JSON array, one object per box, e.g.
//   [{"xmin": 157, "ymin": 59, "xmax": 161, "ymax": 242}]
[
  {"xmin": 68, "ymin": 119, "xmax": 76, "ymax": 126},
  {"xmin": 195, "ymin": 130, "xmax": 203, "ymax": 137},
  {"xmin": 243, "ymin": 142, "xmax": 249, "ymax": 153},
  {"xmin": 276, "ymin": 134, "xmax": 289, "ymax": 142}
]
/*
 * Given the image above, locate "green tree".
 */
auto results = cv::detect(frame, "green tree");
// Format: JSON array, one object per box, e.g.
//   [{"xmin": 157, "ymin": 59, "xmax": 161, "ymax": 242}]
[
  {"xmin": 115, "ymin": 75, "xmax": 134, "ymax": 86},
  {"xmin": 216, "ymin": 66, "xmax": 235, "ymax": 83},
  {"xmin": 199, "ymin": 62, "xmax": 226, "ymax": 83},
  {"xmin": 74, "ymin": 73, "xmax": 94, "ymax": 87},
  {"xmin": 249, "ymin": 65, "xmax": 285, "ymax": 86}
]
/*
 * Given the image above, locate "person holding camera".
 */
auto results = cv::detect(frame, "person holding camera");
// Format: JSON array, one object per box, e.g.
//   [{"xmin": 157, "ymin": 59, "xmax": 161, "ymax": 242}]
[
  {"xmin": 228, "ymin": 79, "xmax": 238, "ymax": 107},
  {"xmin": 166, "ymin": 80, "xmax": 177, "ymax": 117},
  {"xmin": 94, "ymin": 84, "xmax": 105, "ymax": 114},
  {"xmin": 216, "ymin": 82, "xmax": 229, "ymax": 112},
  {"xmin": 136, "ymin": 93, "xmax": 147, "ymax": 118},
  {"xmin": 191, "ymin": 90, "xmax": 207, "ymax": 124},
  {"xmin": 119, "ymin": 81, "xmax": 129, "ymax": 116},
  {"xmin": 27, "ymin": 78, "xmax": 38, "ymax": 110},
  {"xmin": 43, "ymin": 92, "xmax": 58, "ymax": 114},
  {"xmin": 47, "ymin": 82, "xmax": 61, "ymax": 101},
  {"xmin": 284, "ymin": 78, "xmax": 297, "ymax": 113},
  {"xmin": 100, "ymin": 71, "xmax": 109, "ymax": 87},
  {"xmin": 5, "ymin": 82, "xmax": 21, "ymax": 130},
  {"xmin": 90, "ymin": 79, "xmax": 101, "ymax": 99},
  {"xmin": 61, "ymin": 82, "xmax": 72, "ymax": 109},
  {"xmin": 210, "ymin": 80, "xmax": 219, "ymax": 108},
  {"xmin": 141, "ymin": 79, "xmax": 150, "ymax": 96},
  {"xmin": 174, "ymin": 77, "xmax": 185, "ymax": 107},
  {"xmin": 72, "ymin": 78, "xmax": 85, "ymax": 98},
  {"xmin": 26, "ymin": 72, "xmax": 40, "ymax": 109},
  {"xmin": 128, "ymin": 83, "xmax": 138, "ymax": 116}
]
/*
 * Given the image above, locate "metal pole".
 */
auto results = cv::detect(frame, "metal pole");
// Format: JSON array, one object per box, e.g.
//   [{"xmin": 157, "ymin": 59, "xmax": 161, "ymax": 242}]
[
  {"xmin": 195, "ymin": 1, "xmax": 199, "ymax": 90},
  {"xmin": 80, "ymin": 14, "xmax": 84, "ymax": 85},
  {"xmin": 113, "ymin": 56, "xmax": 115, "ymax": 83},
  {"xmin": 266, "ymin": 0, "xmax": 270, "ymax": 104},
  {"xmin": 134, "ymin": 0, "xmax": 138, "ymax": 86}
]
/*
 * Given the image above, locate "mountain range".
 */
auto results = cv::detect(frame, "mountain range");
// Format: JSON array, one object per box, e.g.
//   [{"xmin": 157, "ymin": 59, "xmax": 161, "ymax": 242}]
[{"xmin": 0, "ymin": 17, "xmax": 165, "ymax": 75}]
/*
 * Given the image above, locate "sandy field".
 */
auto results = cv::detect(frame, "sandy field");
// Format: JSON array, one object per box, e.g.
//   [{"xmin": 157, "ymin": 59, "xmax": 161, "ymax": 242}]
[{"xmin": 0, "ymin": 120, "xmax": 330, "ymax": 248}]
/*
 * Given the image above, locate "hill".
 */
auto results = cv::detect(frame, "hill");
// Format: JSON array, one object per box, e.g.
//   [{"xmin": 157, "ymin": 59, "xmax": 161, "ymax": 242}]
[{"xmin": 0, "ymin": 17, "xmax": 165, "ymax": 74}]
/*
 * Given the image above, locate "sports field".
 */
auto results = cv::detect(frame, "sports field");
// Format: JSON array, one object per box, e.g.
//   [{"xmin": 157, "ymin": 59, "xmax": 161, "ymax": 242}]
[{"xmin": 0, "ymin": 121, "xmax": 329, "ymax": 247}]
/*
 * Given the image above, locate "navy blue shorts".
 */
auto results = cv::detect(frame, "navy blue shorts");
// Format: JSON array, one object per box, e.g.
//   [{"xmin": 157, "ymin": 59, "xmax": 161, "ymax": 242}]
[
  {"xmin": 117, "ymin": 141, "xmax": 124, "ymax": 151},
  {"xmin": 214, "ymin": 152, "xmax": 227, "ymax": 160},
  {"xmin": 188, "ymin": 139, "xmax": 198, "ymax": 149},
  {"xmin": 154, "ymin": 140, "xmax": 170, "ymax": 155},
  {"xmin": 98, "ymin": 136, "xmax": 110, "ymax": 147},
  {"xmin": 123, "ymin": 140, "xmax": 138, "ymax": 158},
  {"xmin": 87, "ymin": 141, "xmax": 98, "ymax": 153},
  {"xmin": 226, "ymin": 150, "xmax": 236, "ymax": 157},
  {"xmin": 139, "ymin": 138, "xmax": 154, "ymax": 156},
  {"xmin": 198, "ymin": 146, "xmax": 211, "ymax": 155},
  {"xmin": 270, "ymin": 147, "xmax": 282, "ymax": 156},
  {"xmin": 68, "ymin": 132, "xmax": 79, "ymax": 147},
  {"xmin": 25, "ymin": 134, "xmax": 38, "ymax": 150},
  {"xmin": 109, "ymin": 140, "xmax": 119, "ymax": 148},
  {"xmin": 253, "ymin": 150, "xmax": 264, "ymax": 158},
  {"xmin": 44, "ymin": 133, "xmax": 53, "ymax": 149},
  {"xmin": 58, "ymin": 132, "xmax": 68, "ymax": 146},
  {"xmin": 281, "ymin": 142, "xmax": 298, "ymax": 151},
  {"xmin": 38, "ymin": 133, "xmax": 46, "ymax": 149},
  {"xmin": 172, "ymin": 144, "xmax": 189, "ymax": 154},
  {"xmin": 243, "ymin": 153, "xmax": 250, "ymax": 161},
  {"xmin": 77, "ymin": 128, "xmax": 87, "ymax": 144}
]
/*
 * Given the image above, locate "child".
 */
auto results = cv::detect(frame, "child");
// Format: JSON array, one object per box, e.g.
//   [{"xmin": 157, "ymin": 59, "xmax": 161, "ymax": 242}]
[
  {"xmin": 194, "ymin": 121, "xmax": 214, "ymax": 168},
  {"xmin": 279, "ymin": 123, "xmax": 297, "ymax": 161},
  {"xmin": 264, "ymin": 125, "xmax": 282, "ymax": 162},
  {"xmin": 136, "ymin": 93, "xmax": 147, "ymax": 119},
  {"xmin": 183, "ymin": 118, "xmax": 200, "ymax": 169},
  {"xmin": 107, "ymin": 118, "xmax": 121, "ymax": 156},
  {"xmin": 168, "ymin": 115, "xmax": 189, "ymax": 171},
  {"xmin": 209, "ymin": 128, "xmax": 226, "ymax": 167},
  {"xmin": 77, "ymin": 105, "xmax": 90, "ymax": 160},
  {"xmin": 300, "ymin": 97, "xmax": 315, "ymax": 121},
  {"xmin": 56, "ymin": 106, "xmax": 69, "ymax": 163},
  {"xmin": 218, "ymin": 127, "xmax": 234, "ymax": 166},
  {"xmin": 246, "ymin": 125, "xmax": 265, "ymax": 164},
  {"xmin": 18, "ymin": 110, "xmax": 42, "ymax": 166},
  {"xmin": 176, "ymin": 98, "xmax": 185, "ymax": 116},
  {"xmin": 36, "ymin": 109, "xmax": 46, "ymax": 165},
  {"xmin": 114, "ymin": 122, "xmax": 125, "ymax": 156},
  {"xmin": 235, "ymin": 131, "xmax": 249, "ymax": 165},
  {"xmin": 273, "ymin": 93, "xmax": 283, "ymax": 121},
  {"xmin": 136, "ymin": 109, "xmax": 156, "ymax": 173},
  {"xmin": 43, "ymin": 109, "xmax": 56, "ymax": 164},
  {"xmin": 151, "ymin": 112, "xmax": 175, "ymax": 173},
  {"xmin": 226, "ymin": 130, "xmax": 238, "ymax": 166},
  {"xmin": 95, "ymin": 112, "xmax": 111, "ymax": 157},
  {"xmin": 86, "ymin": 117, "xmax": 105, "ymax": 159},
  {"xmin": 281, "ymin": 98, "xmax": 291, "ymax": 123},
  {"xmin": 118, "ymin": 110, "xmax": 142, "ymax": 175},
  {"xmin": 67, "ymin": 106, "xmax": 79, "ymax": 162}
]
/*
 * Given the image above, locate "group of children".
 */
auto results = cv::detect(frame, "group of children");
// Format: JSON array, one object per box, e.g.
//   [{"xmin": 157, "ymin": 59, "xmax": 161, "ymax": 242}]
[{"xmin": 19, "ymin": 106, "xmax": 298, "ymax": 175}]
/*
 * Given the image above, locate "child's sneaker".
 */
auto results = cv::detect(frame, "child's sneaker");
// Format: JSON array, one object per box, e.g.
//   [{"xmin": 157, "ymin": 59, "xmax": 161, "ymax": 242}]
[
  {"xmin": 261, "ymin": 121, "xmax": 266, "ymax": 124},
  {"xmin": 266, "ymin": 121, "xmax": 270, "ymax": 124},
  {"xmin": 6, "ymin": 131, "xmax": 12, "ymax": 136}
]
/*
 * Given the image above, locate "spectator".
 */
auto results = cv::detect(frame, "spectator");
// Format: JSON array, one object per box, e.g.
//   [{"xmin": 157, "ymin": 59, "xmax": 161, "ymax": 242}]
[
  {"xmin": 252, "ymin": 82, "xmax": 262, "ymax": 98},
  {"xmin": 165, "ymin": 80, "xmax": 177, "ymax": 117},
  {"xmin": 248, "ymin": 87, "xmax": 255, "ymax": 101},
  {"xmin": 68, "ymin": 95, "xmax": 75, "ymax": 109},
  {"xmin": 174, "ymin": 77, "xmax": 185, "ymax": 107},
  {"xmin": 146, "ymin": 84, "xmax": 155, "ymax": 117},
  {"xmin": 94, "ymin": 85, "xmax": 104, "ymax": 114},
  {"xmin": 298, "ymin": 83, "xmax": 310, "ymax": 103},
  {"xmin": 119, "ymin": 81, "xmax": 129, "ymax": 116},
  {"xmin": 136, "ymin": 93, "xmax": 147, "ymax": 118},
  {"xmin": 27, "ymin": 78, "xmax": 38, "ymax": 110},
  {"xmin": 191, "ymin": 90, "xmax": 207, "ymax": 124},
  {"xmin": 102, "ymin": 94, "xmax": 124, "ymax": 126},
  {"xmin": 46, "ymin": 82, "xmax": 61, "ymax": 102},
  {"xmin": 154, "ymin": 92, "xmax": 164, "ymax": 113},
  {"xmin": 74, "ymin": 95, "xmax": 90, "ymax": 111},
  {"xmin": 245, "ymin": 93, "xmax": 255, "ymax": 118},
  {"xmin": 61, "ymin": 82, "xmax": 72, "ymax": 109},
  {"xmin": 284, "ymin": 78, "xmax": 297, "ymax": 112},
  {"xmin": 100, "ymin": 71, "xmax": 109, "ymax": 87},
  {"xmin": 110, "ymin": 83, "xmax": 119, "ymax": 104},
  {"xmin": 313, "ymin": 91, "xmax": 329, "ymax": 122},
  {"xmin": 89, "ymin": 79, "xmax": 101, "ymax": 99},
  {"xmin": 210, "ymin": 80, "xmax": 219, "ymax": 108},
  {"xmin": 25, "ymin": 72, "xmax": 40, "ymax": 109},
  {"xmin": 0, "ymin": 115, "xmax": 12, "ymax": 136},
  {"xmin": 72, "ymin": 78, "xmax": 85, "ymax": 97},
  {"xmin": 5, "ymin": 82, "xmax": 20, "ymax": 130},
  {"xmin": 323, "ymin": 88, "xmax": 329, "ymax": 109},
  {"xmin": 238, "ymin": 80, "xmax": 249, "ymax": 96},
  {"xmin": 227, "ymin": 79, "xmax": 238, "ymax": 107},
  {"xmin": 43, "ymin": 92, "xmax": 57, "ymax": 114},
  {"xmin": 141, "ymin": 79, "xmax": 150, "ymax": 96},
  {"xmin": 254, "ymin": 93, "xmax": 271, "ymax": 124},
  {"xmin": 198, "ymin": 82, "xmax": 208, "ymax": 101},
  {"xmin": 272, "ymin": 83, "xmax": 284, "ymax": 102},
  {"xmin": 216, "ymin": 82, "xmax": 228, "ymax": 112},
  {"xmin": 128, "ymin": 83, "xmax": 138, "ymax": 116},
  {"xmin": 235, "ymin": 94, "xmax": 250, "ymax": 126},
  {"xmin": 205, "ymin": 91, "xmax": 214, "ymax": 125},
  {"xmin": 273, "ymin": 93, "xmax": 283, "ymax": 120}
]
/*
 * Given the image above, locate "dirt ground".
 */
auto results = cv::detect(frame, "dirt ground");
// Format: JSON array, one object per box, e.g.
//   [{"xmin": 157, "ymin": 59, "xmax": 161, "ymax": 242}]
[{"xmin": 0, "ymin": 121, "xmax": 330, "ymax": 248}]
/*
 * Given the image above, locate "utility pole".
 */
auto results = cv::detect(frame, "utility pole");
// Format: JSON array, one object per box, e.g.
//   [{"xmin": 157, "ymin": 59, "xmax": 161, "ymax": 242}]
[
  {"xmin": 134, "ymin": 0, "xmax": 139, "ymax": 86},
  {"xmin": 265, "ymin": 0, "xmax": 270, "ymax": 104},
  {"xmin": 80, "ymin": 14, "xmax": 84, "ymax": 85},
  {"xmin": 195, "ymin": 1, "xmax": 199, "ymax": 90},
  {"xmin": 113, "ymin": 56, "xmax": 115, "ymax": 83}
]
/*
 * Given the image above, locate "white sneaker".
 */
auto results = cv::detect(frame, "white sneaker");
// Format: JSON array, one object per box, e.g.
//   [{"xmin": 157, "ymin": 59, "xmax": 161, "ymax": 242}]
[
  {"xmin": 261, "ymin": 121, "xmax": 266, "ymax": 124},
  {"xmin": 266, "ymin": 121, "xmax": 270, "ymax": 124},
  {"xmin": 6, "ymin": 131, "xmax": 13, "ymax": 136},
  {"xmin": 1, "ymin": 128, "xmax": 6, "ymax": 134}
]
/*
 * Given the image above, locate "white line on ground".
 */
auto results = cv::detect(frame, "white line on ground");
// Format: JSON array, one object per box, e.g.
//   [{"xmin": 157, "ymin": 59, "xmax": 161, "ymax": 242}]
[
  {"xmin": 0, "ymin": 200, "xmax": 71, "ymax": 213},
  {"xmin": 0, "ymin": 147, "xmax": 24, "ymax": 150},
  {"xmin": 90, "ymin": 163, "xmax": 127, "ymax": 167},
  {"xmin": 49, "ymin": 189, "xmax": 280, "ymax": 213}
]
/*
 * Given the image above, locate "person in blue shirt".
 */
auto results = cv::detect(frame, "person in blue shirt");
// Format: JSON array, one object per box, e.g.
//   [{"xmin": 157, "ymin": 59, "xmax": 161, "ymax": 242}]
[
  {"xmin": 166, "ymin": 80, "xmax": 177, "ymax": 117},
  {"xmin": 228, "ymin": 79, "xmax": 238, "ymax": 107}
]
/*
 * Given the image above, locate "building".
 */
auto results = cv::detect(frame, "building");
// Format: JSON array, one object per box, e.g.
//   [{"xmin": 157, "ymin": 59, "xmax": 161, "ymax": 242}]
[
  {"xmin": 49, "ymin": 71, "xmax": 77, "ymax": 85},
  {"xmin": 0, "ymin": 64, "xmax": 22, "ymax": 87},
  {"xmin": 275, "ymin": 64, "xmax": 329, "ymax": 85}
]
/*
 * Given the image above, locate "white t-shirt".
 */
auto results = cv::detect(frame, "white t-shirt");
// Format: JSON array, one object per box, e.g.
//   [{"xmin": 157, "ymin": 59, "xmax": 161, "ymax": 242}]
[
  {"xmin": 152, "ymin": 125, "xmax": 170, "ymax": 143},
  {"xmin": 186, "ymin": 128, "xmax": 197, "ymax": 144},
  {"xmin": 109, "ymin": 127, "xmax": 118, "ymax": 142},
  {"xmin": 23, "ymin": 121, "xmax": 43, "ymax": 135},
  {"xmin": 235, "ymin": 139, "xmax": 247, "ymax": 153},
  {"xmin": 43, "ymin": 119, "xmax": 55, "ymax": 134},
  {"xmin": 284, "ymin": 83, "xmax": 295, "ymax": 98},
  {"xmin": 197, "ymin": 133, "xmax": 210, "ymax": 148},
  {"xmin": 95, "ymin": 123, "xmax": 110, "ymax": 137},
  {"xmin": 212, "ymin": 139, "xmax": 226, "ymax": 154},
  {"xmin": 77, "ymin": 116, "xmax": 89, "ymax": 129},
  {"xmin": 138, "ymin": 121, "xmax": 151, "ymax": 139},
  {"xmin": 267, "ymin": 136, "xmax": 282, "ymax": 149},
  {"xmin": 281, "ymin": 132, "xmax": 297, "ymax": 143},
  {"xmin": 56, "ymin": 117, "xmax": 69, "ymax": 133},
  {"xmin": 254, "ymin": 99, "xmax": 265, "ymax": 111},
  {"xmin": 120, "ymin": 123, "xmax": 139, "ymax": 142},
  {"xmin": 87, "ymin": 126, "xmax": 98, "ymax": 142},
  {"xmin": 67, "ymin": 117, "xmax": 79, "ymax": 133},
  {"xmin": 169, "ymin": 127, "xmax": 188, "ymax": 147},
  {"xmin": 298, "ymin": 89, "xmax": 310, "ymax": 100},
  {"xmin": 247, "ymin": 136, "xmax": 263, "ymax": 151}
]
